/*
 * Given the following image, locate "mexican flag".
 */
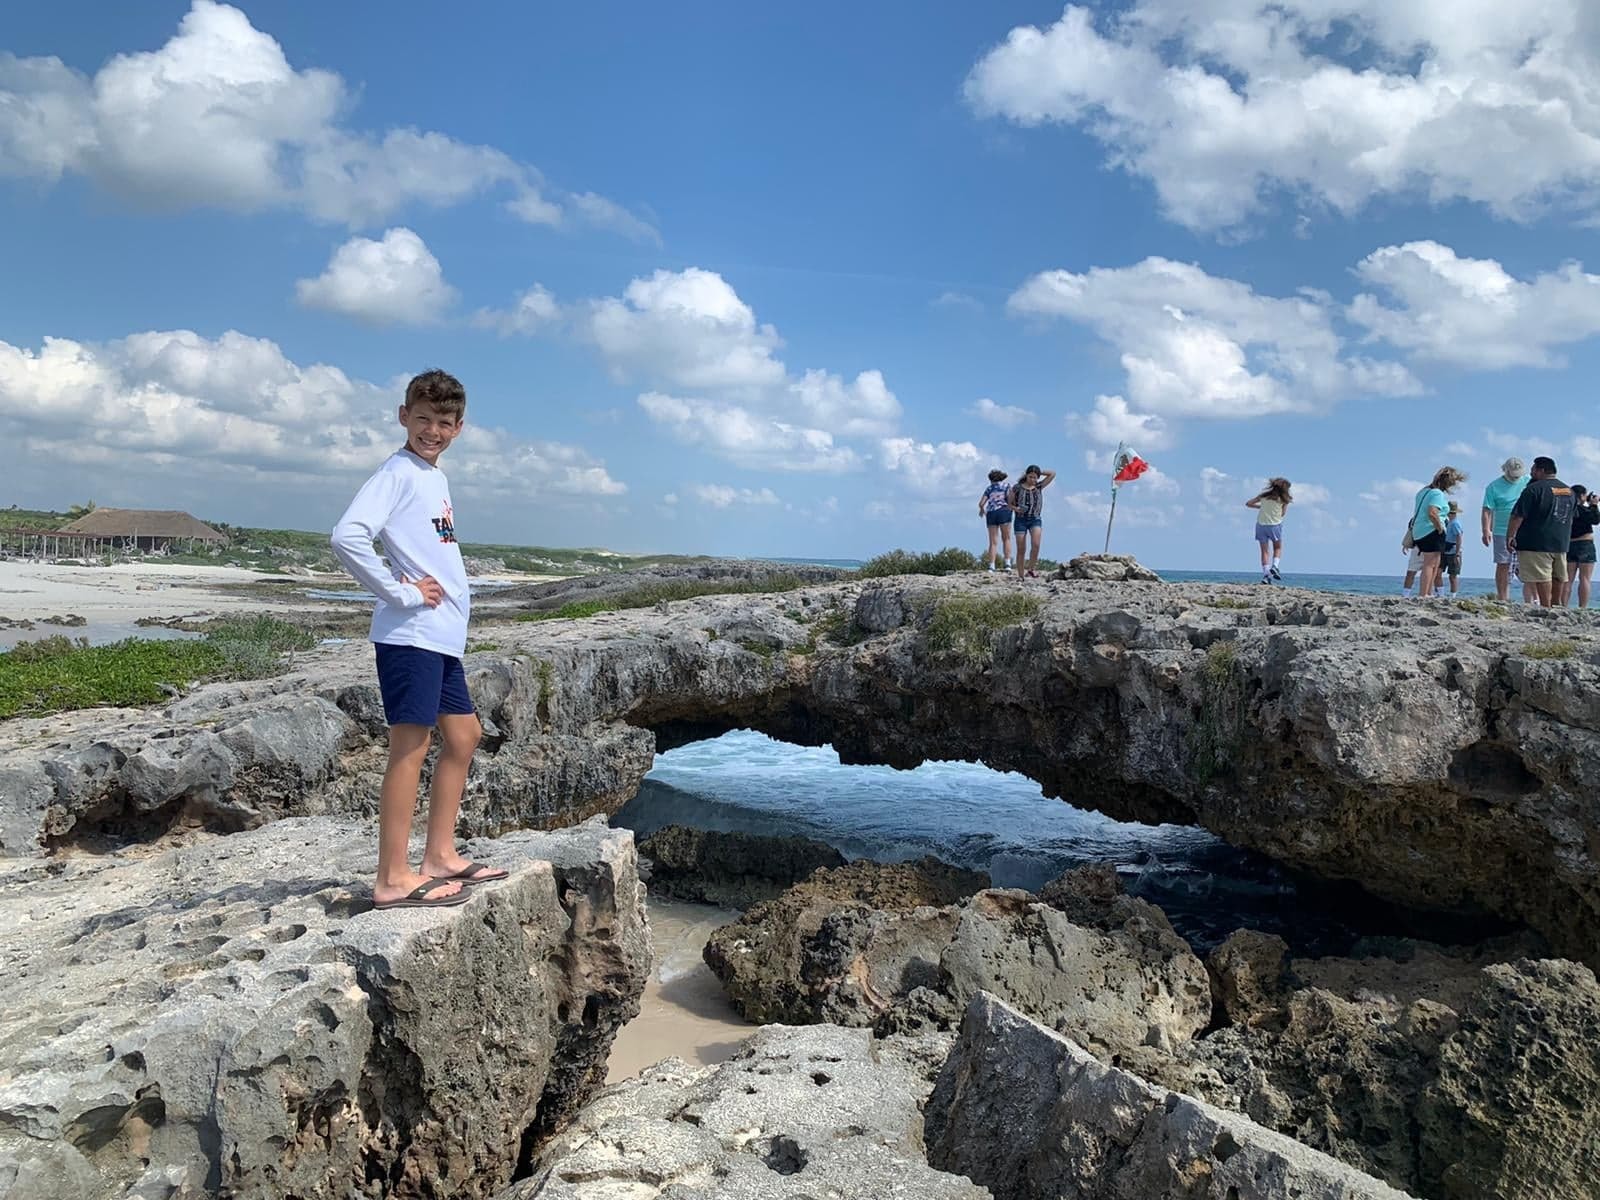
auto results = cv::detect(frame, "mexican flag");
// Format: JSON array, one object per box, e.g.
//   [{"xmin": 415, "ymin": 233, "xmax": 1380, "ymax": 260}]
[{"xmin": 1112, "ymin": 443, "xmax": 1150, "ymax": 485}]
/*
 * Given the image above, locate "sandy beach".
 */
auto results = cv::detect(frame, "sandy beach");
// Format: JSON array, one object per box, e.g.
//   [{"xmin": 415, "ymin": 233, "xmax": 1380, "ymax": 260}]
[
  {"xmin": 605, "ymin": 899, "xmax": 753, "ymax": 1083},
  {"xmin": 0, "ymin": 561, "xmax": 339, "ymax": 622},
  {"xmin": 0, "ymin": 560, "xmax": 564, "ymax": 649}
]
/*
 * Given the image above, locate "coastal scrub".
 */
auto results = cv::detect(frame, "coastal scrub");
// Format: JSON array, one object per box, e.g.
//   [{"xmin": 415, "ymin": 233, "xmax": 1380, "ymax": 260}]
[
  {"xmin": 925, "ymin": 593, "xmax": 1041, "ymax": 661},
  {"xmin": 858, "ymin": 547, "xmax": 980, "ymax": 578},
  {"xmin": 518, "ymin": 574, "xmax": 809, "ymax": 621},
  {"xmin": 0, "ymin": 617, "xmax": 315, "ymax": 718},
  {"xmin": 1522, "ymin": 638, "xmax": 1581, "ymax": 661}
]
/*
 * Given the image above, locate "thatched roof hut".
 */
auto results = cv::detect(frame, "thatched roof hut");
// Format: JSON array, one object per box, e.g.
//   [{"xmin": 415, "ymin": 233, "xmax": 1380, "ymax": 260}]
[{"xmin": 58, "ymin": 508, "xmax": 225, "ymax": 544}]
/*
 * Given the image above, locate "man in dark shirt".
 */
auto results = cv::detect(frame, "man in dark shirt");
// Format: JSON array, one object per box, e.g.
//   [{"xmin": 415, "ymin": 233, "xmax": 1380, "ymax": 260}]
[{"xmin": 1507, "ymin": 455, "xmax": 1576, "ymax": 608}]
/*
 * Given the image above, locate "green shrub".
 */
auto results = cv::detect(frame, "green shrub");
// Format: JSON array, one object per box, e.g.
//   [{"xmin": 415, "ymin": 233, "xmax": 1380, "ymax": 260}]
[
  {"xmin": 1192, "ymin": 640, "xmax": 1245, "ymax": 783},
  {"xmin": 857, "ymin": 547, "xmax": 981, "ymax": 578},
  {"xmin": 517, "ymin": 575, "xmax": 809, "ymax": 621},
  {"xmin": 925, "ymin": 593, "xmax": 1041, "ymax": 661},
  {"xmin": 807, "ymin": 607, "xmax": 865, "ymax": 650},
  {"xmin": 1523, "ymin": 638, "xmax": 1581, "ymax": 661},
  {"xmin": 0, "ymin": 616, "xmax": 316, "ymax": 718}
]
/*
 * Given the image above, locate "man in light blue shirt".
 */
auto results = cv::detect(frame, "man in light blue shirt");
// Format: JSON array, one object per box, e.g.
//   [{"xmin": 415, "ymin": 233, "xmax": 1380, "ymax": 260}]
[{"xmin": 1481, "ymin": 457, "xmax": 1528, "ymax": 601}]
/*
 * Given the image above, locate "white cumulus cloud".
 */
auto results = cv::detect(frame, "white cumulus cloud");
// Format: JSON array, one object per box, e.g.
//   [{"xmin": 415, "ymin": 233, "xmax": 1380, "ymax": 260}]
[
  {"xmin": 473, "ymin": 285, "xmax": 562, "ymax": 337},
  {"xmin": 970, "ymin": 397, "xmax": 1036, "ymax": 429},
  {"xmin": 586, "ymin": 269, "xmax": 785, "ymax": 391},
  {"xmin": 1011, "ymin": 256, "xmax": 1419, "ymax": 426},
  {"xmin": 878, "ymin": 437, "xmax": 993, "ymax": 502},
  {"xmin": 0, "ymin": 327, "xmax": 623, "ymax": 501},
  {"xmin": 0, "ymin": 0, "xmax": 643, "ymax": 232},
  {"xmin": 1071, "ymin": 394, "xmax": 1170, "ymax": 449},
  {"xmin": 636, "ymin": 393, "xmax": 857, "ymax": 472},
  {"xmin": 1348, "ymin": 241, "xmax": 1600, "ymax": 369},
  {"xmin": 966, "ymin": 2, "xmax": 1600, "ymax": 233},
  {"xmin": 295, "ymin": 228, "xmax": 456, "ymax": 326},
  {"xmin": 688, "ymin": 483, "xmax": 781, "ymax": 509}
]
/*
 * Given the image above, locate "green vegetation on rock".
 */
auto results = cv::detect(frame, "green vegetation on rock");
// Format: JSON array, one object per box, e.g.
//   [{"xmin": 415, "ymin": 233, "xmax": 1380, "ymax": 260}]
[
  {"xmin": 1192, "ymin": 640, "xmax": 1246, "ymax": 784},
  {"xmin": 0, "ymin": 616, "xmax": 316, "ymax": 718},
  {"xmin": 1523, "ymin": 638, "xmax": 1581, "ymax": 661},
  {"xmin": 517, "ymin": 575, "xmax": 810, "ymax": 622},
  {"xmin": 925, "ymin": 593, "xmax": 1042, "ymax": 661},
  {"xmin": 857, "ymin": 547, "xmax": 981, "ymax": 578}
]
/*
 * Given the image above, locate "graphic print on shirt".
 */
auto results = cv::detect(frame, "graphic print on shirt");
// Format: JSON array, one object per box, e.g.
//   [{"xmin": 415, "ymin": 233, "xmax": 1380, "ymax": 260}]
[{"xmin": 432, "ymin": 499, "xmax": 457, "ymax": 544}]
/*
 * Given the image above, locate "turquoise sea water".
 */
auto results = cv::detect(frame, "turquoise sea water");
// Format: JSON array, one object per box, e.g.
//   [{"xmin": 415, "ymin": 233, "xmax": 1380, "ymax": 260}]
[{"xmin": 615, "ymin": 731, "xmax": 1488, "ymax": 955}]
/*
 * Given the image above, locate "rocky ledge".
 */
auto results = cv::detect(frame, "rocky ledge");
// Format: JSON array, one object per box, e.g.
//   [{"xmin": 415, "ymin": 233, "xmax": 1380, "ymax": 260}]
[
  {"xmin": 502, "ymin": 1025, "xmax": 989, "ymax": 1200},
  {"xmin": 692, "ymin": 854, "xmax": 1600, "ymax": 1199},
  {"xmin": 3, "ymin": 574, "xmax": 1599, "ymax": 963},
  {"xmin": 927, "ymin": 992, "xmax": 1414, "ymax": 1200},
  {"xmin": 0, "ymin": 816, "xmax": 648, "ymax": 1200}
]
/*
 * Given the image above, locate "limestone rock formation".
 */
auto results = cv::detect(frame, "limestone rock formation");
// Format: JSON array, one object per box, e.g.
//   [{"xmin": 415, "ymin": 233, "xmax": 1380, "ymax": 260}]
[
  {"xmin": 1056, "ymin": 552, "xmax": 1163, "ymax": 582},
  {"xmin": 702, "ymin": 858, "xmax": 988, "ymax": 1025},
  {"xmin": 5, "ymin": 574, "xmax": 1600, "ymax": 962},
  {"xmin": 636, "ymin": 824, "xmax": 846, "ymax": 909},
  {"xmin": 1418, "ymin": 958, "xmax": 1600, "ymax": 1199},
  {"xmin": 502, "ymin": 1024, "xmax": 990, "ymax": 1200},
  {"xmin": 925, "ymin": 991, "xmax": 1415, "ymax": 1200},
  {"xmin": 1163, "ymin": 939, "xmax": 1597, "ymax": 1198},
  {"xmin": 704, "ymin": 867, "xmax": 1211, "ymax": 1064},
  {"xmin": 0, "ymin": 816, "xmax": 649, "ymax": 1200}
]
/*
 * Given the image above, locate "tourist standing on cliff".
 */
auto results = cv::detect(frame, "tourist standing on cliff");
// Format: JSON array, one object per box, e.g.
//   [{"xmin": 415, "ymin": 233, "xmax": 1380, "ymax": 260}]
[
  {"xmin": 1244, "ymin": 477, "xmax": 1291, "ymax": 584},
  {"xmin": 1562, "ymin": 485, "xmax": 1597, "ymax": 608},
  {"xmin": 1507, "ymin": 456, "xmax": 1576, "ymax": 609},
  {"xmin": 1441, "ymin": 500, "xmax": 1465, "ymax": 596},
  {"xmin": 978, "ymin": 469, "xmax": 1014, "ymax": 572},
  {"xmin": 1007, "ymin": 464, "xmax": 1056, "ymax": 579},
  {"xmin": 1481, "ymin": 457, "xmax": 1528, "ymax": 602},
  {"xmin": 1408, "ymin": 466, "xmax": 1466, "ymax": 598},
  {"xmin": 330, "ymin": 369, "xmax": 508, "ymax": 910}
]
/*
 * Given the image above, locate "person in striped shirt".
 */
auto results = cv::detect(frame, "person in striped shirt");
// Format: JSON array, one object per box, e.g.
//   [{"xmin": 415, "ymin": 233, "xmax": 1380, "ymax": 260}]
[{"xmin": 1007, "ymin": 464, "xmax": 1056, "ymax": 579}]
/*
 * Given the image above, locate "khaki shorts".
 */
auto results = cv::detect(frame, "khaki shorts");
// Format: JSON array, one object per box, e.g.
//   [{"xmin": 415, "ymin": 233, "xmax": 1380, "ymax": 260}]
[{"xmin": 1517, "ymin": 550, "xmax": 1568, "ymax": 584}]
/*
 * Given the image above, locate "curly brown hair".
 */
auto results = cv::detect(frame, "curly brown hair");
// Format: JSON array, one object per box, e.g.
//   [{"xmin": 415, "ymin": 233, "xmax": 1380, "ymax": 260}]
[
  {"xmin": 1429, "ymin": 465, "xmax": 1468, "ymax": 491},
  {"xmin": 404, "ymin": 369, "xmax": 466, "ymax": 418}
]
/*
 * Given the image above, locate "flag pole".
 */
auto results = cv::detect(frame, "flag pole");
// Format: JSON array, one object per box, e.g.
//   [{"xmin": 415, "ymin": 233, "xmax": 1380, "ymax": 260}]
[{"xmin": 1104, "ymin": 484, "xmax": 1119, "ymax": 554}]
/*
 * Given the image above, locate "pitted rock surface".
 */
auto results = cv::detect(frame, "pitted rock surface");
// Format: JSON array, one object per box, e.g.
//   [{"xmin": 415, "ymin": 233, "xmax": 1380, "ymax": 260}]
[
  {"xmin": 0, "ymin": 817, "xmax": 648, "ymax": 1200},
  {"xmin": 4, "ymin": 575, "xmax": 1600, "ymax": 960},
  {"xmin": 500, "ymin": 1024, "xmax": 991, "ymax": 1200},
  {"xmin": 704, "ymin": 867, "xmax": 1211, "ymax": 1063},
  {"xmin": 926, "ymin": 992, "xmax": 1416, "ymax": 1200}
]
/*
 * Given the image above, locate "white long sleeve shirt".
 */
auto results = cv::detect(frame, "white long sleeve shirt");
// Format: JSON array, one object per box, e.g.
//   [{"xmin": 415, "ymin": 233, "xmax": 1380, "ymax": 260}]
[{"xmin": 330, "ymin": 449, "xmax": 470, "ymax": 657}]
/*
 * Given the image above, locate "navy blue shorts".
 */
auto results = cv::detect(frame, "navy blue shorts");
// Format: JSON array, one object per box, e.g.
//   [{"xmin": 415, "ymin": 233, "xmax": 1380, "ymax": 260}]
[
  {"xmin": 985, "ymin": 510, "xmax": 1013, "ymax": 528},
  {"xmin": 374, "ymin": 643, "xmax": 475, "ymax": 727},
  {"xmin": 1014, "ymin": 515, "xmax": 1042, "ymax": 535}
]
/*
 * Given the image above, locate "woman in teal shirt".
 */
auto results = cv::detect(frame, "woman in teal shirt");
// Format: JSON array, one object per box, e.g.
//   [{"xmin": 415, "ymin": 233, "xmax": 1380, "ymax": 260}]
[{"xmin": 1408, "ymin": 466, "xmax": 1467, "ymax": 598}]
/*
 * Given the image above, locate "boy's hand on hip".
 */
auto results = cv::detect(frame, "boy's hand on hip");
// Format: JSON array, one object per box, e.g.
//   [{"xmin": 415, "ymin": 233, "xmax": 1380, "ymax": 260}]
[{"xmin": 405, "ymin": 575, "xmax": 444, "ymax": 607}]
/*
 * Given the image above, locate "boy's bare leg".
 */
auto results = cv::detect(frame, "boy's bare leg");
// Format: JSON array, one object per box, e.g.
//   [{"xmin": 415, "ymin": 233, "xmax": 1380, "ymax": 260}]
[
  {"xmin": 375, "ymin": 724, "xmax": 460, "ymax": 905},
  {"xmin": 419, "ymin": 712, "xmax": 484, "ymax": 878}
]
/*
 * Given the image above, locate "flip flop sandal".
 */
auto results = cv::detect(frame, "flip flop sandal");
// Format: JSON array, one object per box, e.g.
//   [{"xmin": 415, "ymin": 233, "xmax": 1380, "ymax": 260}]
[
  {"xmin": 442, "ymin": 861, "xmax": 509, "ymax": 886},
  {"xmin": 372, "ymin": 878, "xmax": 470, "ymax": 910}
]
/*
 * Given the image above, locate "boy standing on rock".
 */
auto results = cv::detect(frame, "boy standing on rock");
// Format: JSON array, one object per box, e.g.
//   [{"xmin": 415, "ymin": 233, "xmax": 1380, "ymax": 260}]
[{"xmin": 331, "ymin": 369, "xmax": 507, "ymax": 909}]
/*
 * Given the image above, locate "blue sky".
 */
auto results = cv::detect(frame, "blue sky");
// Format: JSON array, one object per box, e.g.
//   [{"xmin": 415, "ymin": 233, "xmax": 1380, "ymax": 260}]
[{"xmin": 3, "ymin": 2, "xmax": 1599, "ymax": 573}]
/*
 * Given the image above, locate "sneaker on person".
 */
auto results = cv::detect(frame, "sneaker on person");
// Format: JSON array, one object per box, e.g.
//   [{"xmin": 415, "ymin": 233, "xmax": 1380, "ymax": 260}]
[
  {"xmin": 1269, "ymin": 564, "xmax": 1282, "ymax": 580},
  {"xmin": 987, "ymin": 562, "xmax": 995, "ymax": 572}
]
